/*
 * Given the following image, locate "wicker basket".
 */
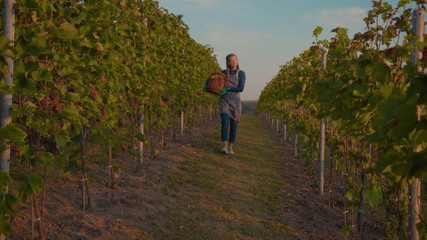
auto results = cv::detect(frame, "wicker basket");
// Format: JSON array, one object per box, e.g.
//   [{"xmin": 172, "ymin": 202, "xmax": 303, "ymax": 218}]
[{"xmin": 206, "ymin": 72, "xmax": 227, "ymax": 95}]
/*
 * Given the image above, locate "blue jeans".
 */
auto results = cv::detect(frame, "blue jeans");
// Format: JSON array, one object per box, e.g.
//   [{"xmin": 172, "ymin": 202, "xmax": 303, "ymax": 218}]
[{"xmin": 221, "ymin": 113, "xmax": 238, "ymax": 143}]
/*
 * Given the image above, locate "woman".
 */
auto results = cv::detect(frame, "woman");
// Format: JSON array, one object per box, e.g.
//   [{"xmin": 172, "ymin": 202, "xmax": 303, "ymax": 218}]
[{"xmin": 205, "ymin": 53, "xmax": 246, "ymax": 154}]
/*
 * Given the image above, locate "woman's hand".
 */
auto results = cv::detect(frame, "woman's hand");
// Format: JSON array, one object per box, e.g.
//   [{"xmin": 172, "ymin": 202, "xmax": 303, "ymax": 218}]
[{"xmin": 219, "ymin": 87, "xmax": 228, "ymax": 96}]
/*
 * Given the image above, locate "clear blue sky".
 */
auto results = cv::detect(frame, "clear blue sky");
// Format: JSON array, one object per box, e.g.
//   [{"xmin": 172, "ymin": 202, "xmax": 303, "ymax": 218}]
[{"xmin": 158, "ymin": 0, "xmax": 413, "ymax": 101}]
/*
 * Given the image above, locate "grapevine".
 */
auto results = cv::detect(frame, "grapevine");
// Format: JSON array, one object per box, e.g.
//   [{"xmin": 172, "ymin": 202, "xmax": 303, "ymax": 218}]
[
  {"xmin": 258, "ymin": 0, "xmax": 427, "ymax": 238},
  {"xmin": 0, "ymin": 0, "xmax": 220, "ymax": 236}
]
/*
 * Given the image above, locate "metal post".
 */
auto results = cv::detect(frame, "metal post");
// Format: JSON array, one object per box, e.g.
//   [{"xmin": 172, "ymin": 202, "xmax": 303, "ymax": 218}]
[{"xmin": 409, "ymin": 8, "xmax": 424, "ymax": 240}]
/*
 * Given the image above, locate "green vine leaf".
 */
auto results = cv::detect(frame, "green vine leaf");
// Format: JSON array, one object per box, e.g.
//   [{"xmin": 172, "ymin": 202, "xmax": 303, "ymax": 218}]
[
  {"xmin": 0, "ymin": 124, "xmax": 26, "ymax": 148},
  {"xmin": 29, "ymin": 173, "xmax": 43, "ymax": 194},
  {"xmin": 0, "ymin": 171, "xmax": 12, "ymax": 193},
  {"xmin": 41, "ymin": 152, "xmax": 54, "ymax": 167}
]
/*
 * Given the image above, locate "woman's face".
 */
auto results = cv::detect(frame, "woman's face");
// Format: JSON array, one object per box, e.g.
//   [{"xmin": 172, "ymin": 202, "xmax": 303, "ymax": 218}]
[{"xmin": 228, "ymin": 56, "xmax": 238, "ymax": 70}]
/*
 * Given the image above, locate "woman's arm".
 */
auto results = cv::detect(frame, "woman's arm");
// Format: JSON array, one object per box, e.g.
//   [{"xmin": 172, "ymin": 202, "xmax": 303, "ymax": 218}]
[{"xmin": 229, "ymin": 71, "xmax": 246, "ymax": 92}]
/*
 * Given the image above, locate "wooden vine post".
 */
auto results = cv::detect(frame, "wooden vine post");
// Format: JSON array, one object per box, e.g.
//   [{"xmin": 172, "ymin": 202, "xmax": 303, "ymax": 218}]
[
  {"xmin": 137, "ymin": 18, "xmax": 149, "ymax": 172},
  {"xmin": 198, "ymin": 107, "xmax": 202, "ymax": 126},
  {"xmin": 283, "ymin": 108, "xmax": 287, "ymax": 142},
  {"xmin": 180, "ymin": 106, "xmax": 184, "ymax": 135},
  {"xmin": 328, "ymin": 119, "xmax": 334, "ymax": 207},
  {"xmin": 29, "ymin": 159, "xmax": 45, "ymax": 239},
  {"xmin": 343, "ymin": 136, "xmax": 349, "ymax": 225},
  {"xmin": 293, "ymin": 127, "xmax": 298, "ymax": 156},
  {"xmin": 318, "ymin": 118, "xmax": 325, "ymax": 196},
  {"xmin": 318, "ymin": 48, "xmax": 327, "ymax": 196},
  {"xmin": 409, "ymin": 7, "xmax": 424, "ymax": 240},
  {"xmin": 283, "ymin": 123, "xmax": 287, "ymax": 142},
  {"xmin": 0, "ymin": 0, "xmax": 14, "ymax": 237},
  {"xmin": 80, "ymin": 128, "xmax": 91, "ymax": 210},
  {"xmin": 137, "ymin": 114, "xmax": 144, "ymax": 170},
  {"xmin": 0, "ymin": 0, "xmax": 14, "ymax": 183},
  {"xmin": 292, "ymin": 103, "xmax": 297, "ymax": 157},
  {"xmin": 180, "ymin": 47, "xmax": 185, "ymax": 136},
  {"xmin": 108, "ymin": 145, "xmax": 113, "ymax": 188},
  {"xmin": 357, "ymin": 143, "xmax": 371, "ymax": 239}
]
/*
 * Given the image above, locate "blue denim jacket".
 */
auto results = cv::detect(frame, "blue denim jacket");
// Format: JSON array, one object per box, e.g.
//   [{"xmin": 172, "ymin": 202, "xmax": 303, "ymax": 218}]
[{"xmin": 221, "ymin": 69, "xmax": 246, "ymax": 92}]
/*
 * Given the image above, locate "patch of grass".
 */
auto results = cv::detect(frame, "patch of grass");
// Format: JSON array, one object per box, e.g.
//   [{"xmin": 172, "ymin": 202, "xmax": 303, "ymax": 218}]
[
  {"xmin": 146, "ymin": 114, "xmax": 295, "ymax": 239},
  {"xmin": 164, "ymin": 173, "xmax": 184, "ymax": 192}
]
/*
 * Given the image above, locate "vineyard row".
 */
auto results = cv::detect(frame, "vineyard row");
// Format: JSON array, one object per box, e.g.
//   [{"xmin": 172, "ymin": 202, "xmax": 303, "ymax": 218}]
[
  {"xmin": 258, "ymin": 1, "xmax": 427, "ymax": 239},
  {"xmin": 0, "ymin": 0, "xmax": 221, "ymax": 237}
]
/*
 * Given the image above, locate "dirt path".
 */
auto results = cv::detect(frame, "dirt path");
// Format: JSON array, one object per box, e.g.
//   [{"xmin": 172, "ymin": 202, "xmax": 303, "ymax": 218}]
[
  {"xmin": 10, "ymin": 114, "xmax": 381, "ymax": 239},
  {"xmin": 263, "ymin": 117, "xmax": 383, "ymax": 240}
]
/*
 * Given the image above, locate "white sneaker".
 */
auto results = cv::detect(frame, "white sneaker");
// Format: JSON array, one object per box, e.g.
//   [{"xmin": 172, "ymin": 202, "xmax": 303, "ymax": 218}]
[
  {"xmin": 228, "ymin": 148, "xmax": 234, "ymax": 155},
  {"xmin": 221, "ymin": 146, "xmax": 229, "ymax": 154}
]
